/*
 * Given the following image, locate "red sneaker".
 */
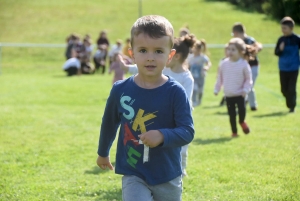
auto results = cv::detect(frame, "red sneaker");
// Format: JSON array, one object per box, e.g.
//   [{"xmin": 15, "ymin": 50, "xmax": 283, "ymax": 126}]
[
  {"xmin": 231, "ymin": 133, "xmax": 238, "ymax": 137},
  {"xmin": 240, "ymin": 122, "xmax": 250, "ymax": 134}
]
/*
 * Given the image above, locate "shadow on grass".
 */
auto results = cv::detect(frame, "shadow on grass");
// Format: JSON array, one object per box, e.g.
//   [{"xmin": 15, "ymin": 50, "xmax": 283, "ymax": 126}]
[
  {"xmin": 193, "ymin": 137, "xmax": 232, "ymax": 145},
  {"xmin": 253, "ymin": 111, "xmax": 288, "ymax": 118},
  {"xmin": 214, "ymin": 111, "xmax": 228, "ymax": 115},
  {"xmin": 84, "ymin": 163, "xmax": 116, "ymax": 175},
  {"xmin": 202, "ymin": 105, "xmax": 222, "ymax": 109},
  {"xmin": 80, "ymin": 188, "xmax": 122, "ymax": 201}
]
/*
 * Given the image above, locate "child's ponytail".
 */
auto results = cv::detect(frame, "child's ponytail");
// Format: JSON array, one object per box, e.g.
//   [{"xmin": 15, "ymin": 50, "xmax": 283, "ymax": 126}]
[
  {"xmin": 182, "ymin": 34, "xmax": 196, "ymax": 49},
  {"xmin": 200, "ymin": 39, "xmax": 207, "ymax": 54},
  {"xmin": 173, "ymin": 34, "xmax": 196, "ymax": 62}
]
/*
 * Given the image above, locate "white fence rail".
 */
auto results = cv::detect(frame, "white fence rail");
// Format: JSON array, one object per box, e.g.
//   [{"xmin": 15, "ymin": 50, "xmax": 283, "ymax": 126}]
[{"xmin": 0, "ymin": 43, "xmax": 276, "ymax": 75}]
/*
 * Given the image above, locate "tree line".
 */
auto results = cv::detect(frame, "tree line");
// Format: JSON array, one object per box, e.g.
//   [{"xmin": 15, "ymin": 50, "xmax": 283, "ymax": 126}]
[{"xmin": 216, "ymin": 0, "xmax": 300, "ymax": 23}]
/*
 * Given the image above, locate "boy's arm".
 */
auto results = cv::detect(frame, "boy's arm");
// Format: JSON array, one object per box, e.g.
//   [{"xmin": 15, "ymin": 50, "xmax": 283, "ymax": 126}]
[
  {"xmin": 157, "ymin": 88, "xmax": 194, "ymax": 148},
  {"xmin": 97, "ymin": 85, "xmax": 121, "ymax": 157},
  {"xmin": 275, "ymin": 37, "xmax": 284, "ymax": 56},
  {"xmin": 118, "ymin": 55, "xmax": 138, "ymax": 74},
  {"xmin": 243, "ymin": 63, "xmax": 253, "ymax": 95},
  {"xmin": 254, "ymin": 41, "xmax": 263, "ymax": 52}
]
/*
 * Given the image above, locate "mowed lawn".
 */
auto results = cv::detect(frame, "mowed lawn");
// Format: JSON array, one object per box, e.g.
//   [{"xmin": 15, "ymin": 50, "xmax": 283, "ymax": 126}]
[{"xmin": 1, "ymin": 0, "xmax": 300, "ymax": 201}]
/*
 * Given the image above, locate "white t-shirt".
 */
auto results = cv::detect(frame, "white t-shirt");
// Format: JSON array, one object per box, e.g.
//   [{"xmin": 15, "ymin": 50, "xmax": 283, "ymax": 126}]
[
  {"xmin": 163, "ymin": 68, "xmax": 194, "ymax": 103},
  {"xmin": 127, "ymin": 65, "xmax": 193, "ymax": 103},
  {"xmin": 63, "ymin": 58, "xmax": 81, "ymax": 70}
]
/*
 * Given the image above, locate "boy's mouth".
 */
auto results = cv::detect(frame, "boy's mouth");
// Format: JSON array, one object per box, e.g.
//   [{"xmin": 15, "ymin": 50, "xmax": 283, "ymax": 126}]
[{"xmin": 145, "ymin": 65, "xmax": 156, "ymax": 70}]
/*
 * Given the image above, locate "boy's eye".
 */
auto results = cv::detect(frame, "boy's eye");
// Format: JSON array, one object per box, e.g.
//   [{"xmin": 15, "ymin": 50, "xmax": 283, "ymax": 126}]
[
  {"xmin": 139, "ymin": 49, "xmax": 147, "ymax": 53},
  {"xmin": 155, "ymin": 50, "xmax": 163, "ymax": 54}
]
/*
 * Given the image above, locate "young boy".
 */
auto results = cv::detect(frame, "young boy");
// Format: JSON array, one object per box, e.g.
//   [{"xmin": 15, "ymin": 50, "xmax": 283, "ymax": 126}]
[
  {"xmin": 96, "ymin": 15, "xmax": 194, "ymax": 201},
  {"xmin": 275, "ymin": 16, "xmax": 300, "ymax": 113},
  {"xmin": 232, "ymin": 22, "xmax": 262, "ymax": 111}
]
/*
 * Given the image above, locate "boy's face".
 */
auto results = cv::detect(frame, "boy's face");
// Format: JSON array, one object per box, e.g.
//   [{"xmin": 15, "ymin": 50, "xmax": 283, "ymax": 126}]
[
  {"xmin": 129, "ymin": 33, "xmax": 175, "ymax": 78},
  {"xmin": 281, "ymin": 24, "xmax": 293, "ymax": 36},
  {"xmin": 232, "ymin": 31, "xmax": 243, "ymax": 38}
]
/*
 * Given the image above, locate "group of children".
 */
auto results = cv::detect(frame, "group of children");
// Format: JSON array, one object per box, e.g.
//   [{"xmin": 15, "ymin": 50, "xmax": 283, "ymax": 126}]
[
  {"xmin": 95, "ymin": 15, "xmax": 299, "ymax": 200},
  {"xmin": 63, "ymin": 31, "xmax": 133, "ymax": 78}
]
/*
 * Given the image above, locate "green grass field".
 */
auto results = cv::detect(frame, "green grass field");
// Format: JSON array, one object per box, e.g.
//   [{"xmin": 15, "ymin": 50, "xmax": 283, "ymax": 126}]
[{"xmin": 1, "ymin": 0, "xmax": 300, "ymax": 200}]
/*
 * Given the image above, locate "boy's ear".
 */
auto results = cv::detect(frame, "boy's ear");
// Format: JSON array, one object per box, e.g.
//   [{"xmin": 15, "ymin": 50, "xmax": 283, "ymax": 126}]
[
  {"xmin": 128, "ymin": 48, "xmax": 134, "ymax": 60},
  {"xmin": 167, "ymin": 49, "xmax": 176, "ymax": 64}
]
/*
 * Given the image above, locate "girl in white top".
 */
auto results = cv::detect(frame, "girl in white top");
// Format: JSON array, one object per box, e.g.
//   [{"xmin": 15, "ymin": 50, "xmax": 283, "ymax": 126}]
[{"xmin": 120, "ymin": 34, "xmax": 197, "ymax": 177}]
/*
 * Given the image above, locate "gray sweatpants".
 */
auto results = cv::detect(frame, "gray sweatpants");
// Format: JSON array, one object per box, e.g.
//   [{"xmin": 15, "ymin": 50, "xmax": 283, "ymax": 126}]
[
  {"xmin": 122, "ymin": 175, "xmax": 182, "ymax": 201},
  {"xmin": 248, "ymin": 66, "xmax": 259, "ymax": 108}
]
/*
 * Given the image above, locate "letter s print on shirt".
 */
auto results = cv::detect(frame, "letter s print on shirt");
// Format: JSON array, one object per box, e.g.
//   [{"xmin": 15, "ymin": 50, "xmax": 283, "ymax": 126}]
[{"xmin": 120, "ymin": 93, "xmax": 135, "ymax": 120}]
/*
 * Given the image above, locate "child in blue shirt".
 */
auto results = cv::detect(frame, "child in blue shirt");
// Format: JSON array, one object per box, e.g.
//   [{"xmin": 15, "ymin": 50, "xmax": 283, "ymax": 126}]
[
  {"xmin": 96, "ymin": 15, "xmax": 194, "ymax": 201},
  {"xmin": 275, "ymin": 16, "xmax": 300, "ymax": 113}
]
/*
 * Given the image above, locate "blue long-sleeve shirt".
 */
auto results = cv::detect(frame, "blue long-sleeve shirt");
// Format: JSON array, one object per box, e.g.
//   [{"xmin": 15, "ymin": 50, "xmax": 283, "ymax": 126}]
[
  {"xmin": 97, "ymin": 75, "xmax": 194, "ymax": 185},
  {"xmin": 275, "ymin": 33, "xmax": 300, "ymax": 72}
]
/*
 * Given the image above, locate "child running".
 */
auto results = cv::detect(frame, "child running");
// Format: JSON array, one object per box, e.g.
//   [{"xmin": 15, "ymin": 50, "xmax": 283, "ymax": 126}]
[
  {"xmin": 96, "ymin": 15, "xmax": 194, "ymax": 201},
  {"xmin": 232, "ymin": 22, "xmax": 263, "ymax": 111},
  {"xmin": 109, "ymin": 52, "xmax": 125, "ymax": 84},
  {"xmin": 164, "ymin": 34, "xmax": 196, "ymax": 177},
  {"xmin": 189, "ymin": 39, "xmax": 212, "ymax": 106},
  {"xmin": 118, "ymin": 34, "xmax": 196, "ymax": 177},
  {"xmin": 214, "ymin": 38, "xmax": 252, "ymax": 137},
  {"xmin": 275, "ymin": 16, "xmax": 300, "ymax": 113}
]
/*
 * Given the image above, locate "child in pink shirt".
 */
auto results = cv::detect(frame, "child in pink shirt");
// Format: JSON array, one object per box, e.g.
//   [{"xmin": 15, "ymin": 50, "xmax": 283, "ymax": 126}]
[
  {"xmin": 109, "ymin": 53, "xmax": 125, "ymax": 84},
  {"xmin": 214, "ymin": 38, "xmax": 253, "ymax": 137}
]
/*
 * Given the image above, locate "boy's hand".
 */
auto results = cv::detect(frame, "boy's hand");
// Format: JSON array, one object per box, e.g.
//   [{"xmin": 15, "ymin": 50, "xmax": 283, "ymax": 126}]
[
  {"xmin": 279, "ymin": 42, "xmax": 285, "ymax": 51},
  {"xmin": 96, "ymin": 156, "xmax": 114, "ymax": 170},
  {"xmin": 138, "ymin": 130, "xmax": 164, "ymax": 148}
]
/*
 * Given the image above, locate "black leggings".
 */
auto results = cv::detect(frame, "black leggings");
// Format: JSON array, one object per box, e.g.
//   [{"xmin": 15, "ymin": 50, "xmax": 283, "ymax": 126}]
[
  {"xmin": 280, "ymin": 70, "xmax": 299, "ymax": 110},
  {"xmin": 226, "ymin": 96, "xmax": 246, "ymax": 133}
]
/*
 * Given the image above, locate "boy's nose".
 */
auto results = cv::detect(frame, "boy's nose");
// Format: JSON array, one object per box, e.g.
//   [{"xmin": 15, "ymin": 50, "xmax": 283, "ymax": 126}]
[{"xmin": 147, "ymin": 53, "xmax": 155, "ymax": 61}]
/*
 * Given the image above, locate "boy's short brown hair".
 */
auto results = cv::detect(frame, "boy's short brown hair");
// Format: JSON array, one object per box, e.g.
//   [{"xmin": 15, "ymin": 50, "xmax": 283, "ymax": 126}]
[
  {"xmin": 280, "ymin": 16, "xmax": 295, "ymax": 28},
  {"xmin": 130, "ymin": 15, "xmax": 174, "ymax": 48},
  {"xmin": 232, "ymin": 22, "xmax": 245, "ymax": 33}
]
